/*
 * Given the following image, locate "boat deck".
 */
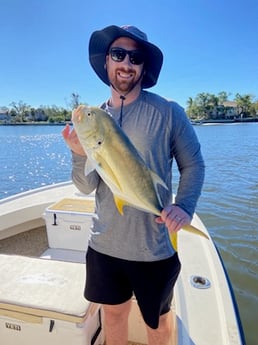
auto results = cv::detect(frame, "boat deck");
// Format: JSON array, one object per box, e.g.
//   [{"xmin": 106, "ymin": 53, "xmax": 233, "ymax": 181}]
[
  {"xmin": 0, "ymin": 227, "xmax": 48, "ymax": 257},
  {"xmin": 0, "ymin": 182, "xmax": 245, "ymax": 345}
]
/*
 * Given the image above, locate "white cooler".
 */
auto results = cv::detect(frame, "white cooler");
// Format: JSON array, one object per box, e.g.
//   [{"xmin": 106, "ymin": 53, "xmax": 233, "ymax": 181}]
[
  {"xmin": 0, "ymin": 254, "xmax": 104, "ymax": 345},
  {"xmin": 43, "ymin": 198, "xmax": 95, "ymax": 251}
]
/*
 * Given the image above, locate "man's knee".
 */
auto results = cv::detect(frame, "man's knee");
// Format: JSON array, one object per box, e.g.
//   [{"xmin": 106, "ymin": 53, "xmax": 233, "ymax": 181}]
[
  {"xmin": 146, "ymin": 311, "xmax": 173, "ymax": 345},
  {"xmin": 103, "ymin": 299, "xmax": 132, "ymax": 324},
  {"xmin": 159, "ymin": 311, "xmax": 173, "ymax": 333}
]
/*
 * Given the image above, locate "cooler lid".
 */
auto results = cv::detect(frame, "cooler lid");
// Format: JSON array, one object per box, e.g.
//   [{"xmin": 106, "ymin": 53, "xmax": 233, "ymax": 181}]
[
  {"xmin": 47, "ymin": 198, "xmax": 95, "ymax": 214},
  {"xmin": 0, "ymin": 254, "xmax": 91, "ymax": 323}
]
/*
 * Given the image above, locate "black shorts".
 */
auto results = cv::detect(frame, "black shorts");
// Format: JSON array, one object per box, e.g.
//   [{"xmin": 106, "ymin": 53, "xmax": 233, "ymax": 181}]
[{"xmin": 84, "ymin": 247, "xmax": 181, "ymax": 329}]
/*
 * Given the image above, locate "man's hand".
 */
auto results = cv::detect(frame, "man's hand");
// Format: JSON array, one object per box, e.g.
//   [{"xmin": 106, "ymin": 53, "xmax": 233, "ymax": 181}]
[
  {"xmin": 155, "ymin": 204, "xmax": 192, "ymax": 234},
  {"xmin": 62, "ymin": 124, "xmax": 86, "ymax": 157}
]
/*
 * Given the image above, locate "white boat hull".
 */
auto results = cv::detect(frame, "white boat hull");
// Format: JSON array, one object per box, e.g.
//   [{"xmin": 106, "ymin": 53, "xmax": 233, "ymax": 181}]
[{"xmin": 0, "ymin": 182, "xmax": 245, "ymax": 344}]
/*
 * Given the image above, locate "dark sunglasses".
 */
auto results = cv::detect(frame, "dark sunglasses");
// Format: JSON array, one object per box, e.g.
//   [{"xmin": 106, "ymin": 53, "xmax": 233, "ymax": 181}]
[{"xmin": 109, "ymin": 47, "xmax": 145, "ymax": 65}]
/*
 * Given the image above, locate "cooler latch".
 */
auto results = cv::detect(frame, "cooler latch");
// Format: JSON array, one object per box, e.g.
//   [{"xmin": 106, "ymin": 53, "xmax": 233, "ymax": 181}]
[
  {"xmin": 52, "ymin": 213, "xmax": 57, "ymax": 226},
  {"xmin": 49, "ymin": 319, "xmax": 55, "ymax": 332}
]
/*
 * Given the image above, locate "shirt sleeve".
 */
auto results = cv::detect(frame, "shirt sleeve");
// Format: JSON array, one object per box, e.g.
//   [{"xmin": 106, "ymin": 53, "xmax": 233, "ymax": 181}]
[
  {"xmin": 171, "ymin": 103, "xmax": 205, "ymax": 217},
  {"xmin": 71, "ymin": 152, "xmax": 100, "ymax": 195}
]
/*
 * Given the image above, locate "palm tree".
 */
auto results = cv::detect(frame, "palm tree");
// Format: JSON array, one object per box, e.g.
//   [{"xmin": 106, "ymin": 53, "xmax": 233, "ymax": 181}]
[{"xmin": 235, "ymin": 94, "xmax": 253, "ymax": 117}]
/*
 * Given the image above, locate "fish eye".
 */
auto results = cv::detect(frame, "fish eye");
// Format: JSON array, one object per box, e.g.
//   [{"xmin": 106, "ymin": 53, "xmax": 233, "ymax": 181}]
[
  {"xmin": 96, "ymin": 136, "xmax": 104, "ymax": 146},
  {"xmin": 87, "ymin": 112, "xmax": 91, "ymax": 117}
]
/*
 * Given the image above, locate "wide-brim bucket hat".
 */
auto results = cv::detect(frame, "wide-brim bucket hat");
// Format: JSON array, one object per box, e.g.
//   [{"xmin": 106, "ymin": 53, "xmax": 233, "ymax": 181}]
[{"xmin": 89, "ymin": 25, "xmax": 163, "ymax": 89}]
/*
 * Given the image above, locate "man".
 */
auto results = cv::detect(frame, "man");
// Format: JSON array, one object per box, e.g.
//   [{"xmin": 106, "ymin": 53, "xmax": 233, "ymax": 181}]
[{"xmin": 63, "ymin": 25, "xmax": 205, "ymax": 345}]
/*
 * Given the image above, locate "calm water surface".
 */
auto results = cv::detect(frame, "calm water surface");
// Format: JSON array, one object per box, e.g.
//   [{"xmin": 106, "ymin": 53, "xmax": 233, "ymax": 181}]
[
  {"xmin": 195, "ymin": 123, "xmax": 257, "ymax": 345},
  {"xmin": 0, "ymin": 123, "xmax": 257, "ymax": 344}
]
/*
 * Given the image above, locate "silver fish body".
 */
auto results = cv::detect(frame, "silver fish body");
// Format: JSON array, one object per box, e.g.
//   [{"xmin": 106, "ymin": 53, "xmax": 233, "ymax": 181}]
[{"xmin": 72, "ymin": 105, "xmax": 167, "ymax": 216}]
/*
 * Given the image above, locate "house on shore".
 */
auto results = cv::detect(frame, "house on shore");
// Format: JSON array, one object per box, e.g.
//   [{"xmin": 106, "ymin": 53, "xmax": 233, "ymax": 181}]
[
  {"xmin": 209, "ymin": 101, "xmax": 239, "ymax": 120},
  {"xmin": 0, "ymin": 107, "xmax": 10, "ymax": 122}
]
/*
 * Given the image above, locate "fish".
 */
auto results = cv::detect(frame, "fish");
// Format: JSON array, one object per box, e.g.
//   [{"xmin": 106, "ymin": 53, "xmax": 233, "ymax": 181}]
[{"xmin": 72, "ymin": 105, "xmax": 209, "ymax": 251}]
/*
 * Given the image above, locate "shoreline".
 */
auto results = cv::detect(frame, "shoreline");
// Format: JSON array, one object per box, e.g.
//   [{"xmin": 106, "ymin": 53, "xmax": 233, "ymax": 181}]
[
  {"xmin": 0, "ymin": 122, "xmax": 72, "ymax": 126},
  {"xmin": 1, "ymin": 116, "xmax": 258, "ymax": 126},
  {"xmin": 191, "ymin": 117, "xmax": 258, "ymax": 125}
]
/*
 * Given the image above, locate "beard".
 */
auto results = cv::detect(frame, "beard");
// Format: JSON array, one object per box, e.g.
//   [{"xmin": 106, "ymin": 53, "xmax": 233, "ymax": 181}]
[
  {"xmin": 108, "ymin": 67, "xmax": 142, "ymax": 94},
  {"xmin": 114, "ymin": 79, "xmax": 135, "ymax": 94}
]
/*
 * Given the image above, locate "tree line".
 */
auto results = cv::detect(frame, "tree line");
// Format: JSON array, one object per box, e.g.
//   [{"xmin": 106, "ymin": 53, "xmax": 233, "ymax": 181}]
[
  {"xmin": 1, "ymin": 93, "xmax": 83, "ymax": 124},
  {"xmin": 1, "ymin": 91, "xmax": 258, "ymax": 123},
  {"xmin": 186, "ymin": 91, "xmax": 258, "ymax": 120}
]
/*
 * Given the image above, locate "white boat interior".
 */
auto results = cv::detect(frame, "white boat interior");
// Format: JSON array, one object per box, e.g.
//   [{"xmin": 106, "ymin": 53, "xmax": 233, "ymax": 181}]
[{"xmin": 0, "ymin": 181, "xmax": 245, "ymax": 344}]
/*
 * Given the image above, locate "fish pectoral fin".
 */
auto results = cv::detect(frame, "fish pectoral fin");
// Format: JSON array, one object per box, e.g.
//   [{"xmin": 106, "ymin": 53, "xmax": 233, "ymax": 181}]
[
  {"xmin": 182, "ymin": 224, "xmax": 209, "ymax": 240},
  {"xmin": 150, "ymin": 171, "xmax": 168, "ymax": 207},
  {"xmin": 113, "ymin": 195, "xmax": 131, "ymax": 215},
  {"xmin": 94, "ymin": 153, "xmax": 123, "ymax": 192},
  {"xmin": 84, "ymin": 158, "xmax": 97, "ymax": 176},
  {"xmin": 169, "ymin": 232, "xmax": 178, "ymax": 251}
]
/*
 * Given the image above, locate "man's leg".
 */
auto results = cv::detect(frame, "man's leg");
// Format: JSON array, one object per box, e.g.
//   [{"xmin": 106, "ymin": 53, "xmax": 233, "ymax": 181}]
[
  {"xmin": 103, "ymin": 299, "xmax": 132, "ymax": 345},
  {"xmin": 146, "ymin": 310, "xmax": 177, "ymax": 345}
]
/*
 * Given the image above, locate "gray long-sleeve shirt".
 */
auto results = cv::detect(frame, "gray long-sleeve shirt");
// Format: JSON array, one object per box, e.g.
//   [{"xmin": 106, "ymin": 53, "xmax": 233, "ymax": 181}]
[{"xmin": 71, "ymin": 91, "xmax": 205, "ymax": 261}]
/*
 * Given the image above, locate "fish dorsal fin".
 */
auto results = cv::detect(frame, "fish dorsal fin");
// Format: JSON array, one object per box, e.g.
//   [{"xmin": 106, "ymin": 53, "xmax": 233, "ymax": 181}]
[
  {"xmin": 150, "ymin": 171, "xmax": 168, "ymax": 190},
  {"xmin": 150, "ymin": 171, "xmax": 168, "ymax": 206}
]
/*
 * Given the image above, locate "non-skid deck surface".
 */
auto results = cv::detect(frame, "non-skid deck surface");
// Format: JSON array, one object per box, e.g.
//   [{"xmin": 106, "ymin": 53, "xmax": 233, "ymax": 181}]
[
  {"xmin": 0, "ymin": 254, "xmax": 91, "ymax": 323},
  {"xmin": 0, "ymin": 227, "xmax": 48, "ymax": 256},
  {"xmin": 47, "ymin": 198, "xmax": 95, "ymax": 213}
]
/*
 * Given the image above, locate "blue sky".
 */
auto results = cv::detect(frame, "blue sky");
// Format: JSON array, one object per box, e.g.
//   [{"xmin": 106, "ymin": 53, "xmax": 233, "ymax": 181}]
[{"xmin": 0, "ymin": 0, "xmax": 257, "ymax": 109}]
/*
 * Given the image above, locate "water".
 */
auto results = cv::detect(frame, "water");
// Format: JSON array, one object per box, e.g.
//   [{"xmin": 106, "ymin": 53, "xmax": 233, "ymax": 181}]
[
  {"xmin": 0, "ymin": 123, "xmax": 257, "ymax": 344},
  {"xmin": 195, "ymin": 123, "xmax": 258, "ymax": 345},
  {"xmin": 0, "ymin": 125, "xmax": 71, "ymax": 197}
]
